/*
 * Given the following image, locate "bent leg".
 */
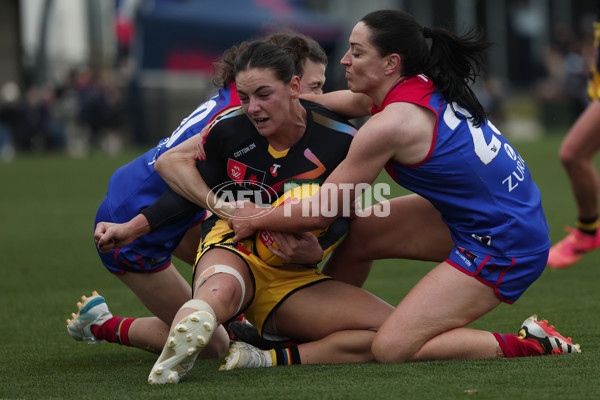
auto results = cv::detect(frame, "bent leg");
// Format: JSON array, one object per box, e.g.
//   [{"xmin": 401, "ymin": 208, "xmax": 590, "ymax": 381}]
[
  {"xmin": 117, "ymin": 263, "xmax": 227, "ymax": 357},
  {"xmin": 270, "ymin": 280, "xmax": 394, "ymax": 364},
  {"xmin": 372, "ymin": 262, "xmax": 500, "ymax": 363},
  {"xmin": 323, "ymin": 194, "xmax": 453, "ymax": 286},
  {"xmin": 173, "ymin": 223, "xmax": 203, "ymax": 266},
  {"xmin": 164, "ymin": 248, "xmax": 255, "ymax": 356},
  {"xmin": 118, "ymin": 263, "xmax": 192, "ymax": 324},
  {"xmin": 148, "ymin": 248, "xmax": 253, "ymax": 384},
  {"xmin": 559, "ymin": 101, "xmax": 600, "ymax": 219}
]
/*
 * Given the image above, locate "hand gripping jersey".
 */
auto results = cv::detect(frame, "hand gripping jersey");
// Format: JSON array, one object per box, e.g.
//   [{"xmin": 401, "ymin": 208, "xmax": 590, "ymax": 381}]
[
  {"xmin": 376, "ymin": 75, "xmax": 550, "ymax": 257},
  {"xmin": 96, "ymin": 84, "xmax": 240, "ymax": 260}
]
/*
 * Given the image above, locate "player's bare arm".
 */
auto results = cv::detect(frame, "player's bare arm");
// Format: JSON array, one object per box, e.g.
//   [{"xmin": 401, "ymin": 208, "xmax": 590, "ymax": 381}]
[
  {"xmin": 230, "ymin": 112, "xmax": 398, "ymax": 241},
  {"xmin": 94, "ymin": 214, "xmax": 152, "ymax": 252},
  {"xmin": 155, "ymin": 133, "xmax": 236, "ymax": 220},
  {"xmin": 302, "ymin": 90, "xmax": 372, "ymax": 119}
]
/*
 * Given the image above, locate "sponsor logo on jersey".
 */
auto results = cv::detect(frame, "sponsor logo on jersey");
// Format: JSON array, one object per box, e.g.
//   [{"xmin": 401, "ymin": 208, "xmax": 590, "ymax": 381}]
[
  {"xmin": 227, "ymin": 159, "xmax": 266, "ymax": 186},
  {"xmin": 270, "ymin": 164, "xmax": 281, "ymax": 177},
  {"xmin": 234, "ymin": 142, "xmax": 257, "ymax": 158}
]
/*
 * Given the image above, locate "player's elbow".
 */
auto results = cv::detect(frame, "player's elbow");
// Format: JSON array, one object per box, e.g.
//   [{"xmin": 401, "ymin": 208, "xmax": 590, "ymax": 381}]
[
  {"xmin": 153, "ymin": 151, "xmax": 170, "ymax": 174},
  {"xmin": 154, "ymin": 148, "xmax": 183, "ymax": 175}
]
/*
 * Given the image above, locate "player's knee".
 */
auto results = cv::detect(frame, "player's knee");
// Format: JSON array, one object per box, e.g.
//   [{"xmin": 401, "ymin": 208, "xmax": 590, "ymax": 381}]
[
  {"xmin": 372, "ymin": 332, "xmax": 412, "ymax": 364},
  {"xmin": 198, "ymin": 275, "xmax": 241, "ymax": 306},
  {"xmin": 194, "ymin": 264, "xmax": 247, "ymax": 316},
  {"xmin": 558, "ymin": 143, "xmax": 581, "ymax": 167}
]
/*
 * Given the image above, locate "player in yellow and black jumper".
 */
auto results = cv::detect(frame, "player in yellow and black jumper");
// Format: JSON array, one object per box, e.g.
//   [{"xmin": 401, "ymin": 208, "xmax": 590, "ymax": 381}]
[
  {"xmin": 123, "ymin": 38, "xmax": 395, "ymax": 384},
  {"xmin": 194, "ymin": 98, "xmax": 359, "ymax": 332},
  {"xmin": 547, "ymin": 1, "xmax": 600, "ymax": 268}
]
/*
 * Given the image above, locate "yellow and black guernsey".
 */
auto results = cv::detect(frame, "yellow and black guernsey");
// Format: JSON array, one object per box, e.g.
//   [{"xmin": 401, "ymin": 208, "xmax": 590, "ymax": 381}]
[
  {"xmin": 197, "ymin": 98, "xmax": 356, "ymax": 263},
  {"xmin": 142, "ymin": 98, "xmax": 356, "ymax": 259},
  {"xmin": 141, "ymin": 99, "xmax": 357, "ymax": 334},
  {"xmin": 198, "ymin": 99, "xmax": 356, "ymax": 201}
]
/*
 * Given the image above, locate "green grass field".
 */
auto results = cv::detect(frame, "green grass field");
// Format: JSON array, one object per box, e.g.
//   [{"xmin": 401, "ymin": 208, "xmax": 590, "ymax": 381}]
[{"xmin": 1, "ymin": 135, "xmax": 598, "ymax": 399}]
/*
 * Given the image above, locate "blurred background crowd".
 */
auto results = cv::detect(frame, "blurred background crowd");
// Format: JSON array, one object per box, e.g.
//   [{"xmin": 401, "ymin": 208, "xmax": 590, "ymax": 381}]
[{"xmin": 0, "ymin": 0, "xmax": 596, "ymax": 162}]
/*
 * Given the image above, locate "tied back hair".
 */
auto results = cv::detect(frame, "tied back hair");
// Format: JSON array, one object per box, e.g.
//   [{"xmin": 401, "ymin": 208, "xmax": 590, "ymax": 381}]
[
  {"xmin": 214, "ymin": 31, "xmax": 325, "ymax": 88},
  {"xmin": 425, "ymin": 26, "xmax": 491, "ymax": 127},
  {"xmin": 361, "ymin": 10, "xmax": 493, "ymax": 127},
  {"xmin": 263, "ymin": 30, "xmax": 329, "ymax": 69},
  {"xmin": 234, "ymin": 36, "xmax": 312, "ymax": 84},
  {"xmin": 212, "ymin": 42, "xmax": 249, "ymax": 87}
]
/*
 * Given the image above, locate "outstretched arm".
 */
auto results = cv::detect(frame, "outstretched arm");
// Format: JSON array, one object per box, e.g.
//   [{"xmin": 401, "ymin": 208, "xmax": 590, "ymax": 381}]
[
  {"xmin": 302, "ymin": 90, "xmax": 372, "ymax": 119},
  {"xmin": 229, "ymin": 112, "xmax": 397, "ymax": 241},
  {"xmin": 229, "ymin": 102, "xmax": 434, "ymax": 241}
]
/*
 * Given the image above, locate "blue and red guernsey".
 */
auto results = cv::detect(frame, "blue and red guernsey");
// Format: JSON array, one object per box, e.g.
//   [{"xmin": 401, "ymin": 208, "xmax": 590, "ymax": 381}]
[
  {"xmin": 98, "ymin": 84, "xmax": 241, "ymax": 260},
  {"xmin": 375, "ymin": 75, "xmax": 550, "ymax": 257}
]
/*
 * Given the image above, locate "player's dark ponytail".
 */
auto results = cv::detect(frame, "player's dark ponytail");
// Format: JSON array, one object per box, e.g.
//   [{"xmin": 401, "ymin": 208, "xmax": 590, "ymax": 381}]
[
  {"xmin": 361, "ymin": 10, "xmax": 493, "ymax": 127},
  {"xmin": 424, "ymin": 26, "xmax": 492, "ymax": 127}
]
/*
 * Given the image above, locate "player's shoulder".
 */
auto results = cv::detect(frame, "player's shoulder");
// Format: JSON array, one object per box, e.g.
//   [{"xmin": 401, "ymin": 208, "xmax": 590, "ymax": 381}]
[
  {"xmin": 302, "ymin": 98, "xmax": 350, "ymax": 123},
  {"xmin": 301, "ymin": 98, "xmax": 357, "ymax": 136},
  {"xmin": 207, "ymin": 108, "xmax": 249, "ymax": 135}
]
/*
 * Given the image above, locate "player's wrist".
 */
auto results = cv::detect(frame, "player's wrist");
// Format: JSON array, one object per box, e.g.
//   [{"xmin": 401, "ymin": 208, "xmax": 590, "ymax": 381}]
[
  {"xmin": 129, "ymin": 214, "xmax": 152, "ymax": 237},
  {"xmin": 217, "ymin": 202, "xmax": 238, "ymax": 222}
]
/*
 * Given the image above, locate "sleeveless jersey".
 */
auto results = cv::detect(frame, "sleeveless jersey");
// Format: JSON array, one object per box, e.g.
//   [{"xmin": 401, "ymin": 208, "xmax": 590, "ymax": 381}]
[
  {"xmin": 376, "ymin": 75, "xmax": 550, "ymax": 257},
  {"xmin": 98, "ymin": 84, "xmax": 240, "ymax": 258},
  {"xmin": 198, "ymin": 98, "xmax": 356, "ymax": 202}
]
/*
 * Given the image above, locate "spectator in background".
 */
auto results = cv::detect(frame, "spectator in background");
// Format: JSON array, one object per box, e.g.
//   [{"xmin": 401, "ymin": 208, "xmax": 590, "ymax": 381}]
[
  {"xmin": 76, "ymin": 69, "xmax": 124, "ymax": 153},
  {"xmin": 535, "ymin": 21, "xmax": 593, "ymax": 128},
  {"xmin": 0, "ymin": 81, "xmax": 68, "ymax": 155},
  {"xmin": 0, "ymin": 81, "xmax": 19, "ymax": 162}
]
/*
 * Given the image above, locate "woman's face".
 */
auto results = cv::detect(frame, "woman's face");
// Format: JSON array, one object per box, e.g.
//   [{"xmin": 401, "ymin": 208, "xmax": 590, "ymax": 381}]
[
  {"xmin": 299, "ymin": 59, "xmax": 326, "ymax": 95},
  {"xmin": 340, "ymin": 21, "xmax": 385, "ymax": 95},
  {"xmin": 236, "ymin": 67, "xmax": 299, "ymax": 138}
]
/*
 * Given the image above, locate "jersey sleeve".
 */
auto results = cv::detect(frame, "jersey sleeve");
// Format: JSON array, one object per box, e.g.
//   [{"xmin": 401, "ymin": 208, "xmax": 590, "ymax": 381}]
[{"xmin": 139, "ymin": 188, "xmax": 200, "ymax": 232}]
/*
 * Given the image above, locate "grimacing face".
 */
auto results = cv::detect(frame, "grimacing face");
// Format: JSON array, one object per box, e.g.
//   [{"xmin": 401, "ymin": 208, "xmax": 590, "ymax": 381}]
[{"xmin": 235, "ymin": 67, "xmax": 300, "ymax": 139}]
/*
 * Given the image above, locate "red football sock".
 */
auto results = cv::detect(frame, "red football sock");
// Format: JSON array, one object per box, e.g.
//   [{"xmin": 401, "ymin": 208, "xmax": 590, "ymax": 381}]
[
  {"xmin": 492, "ymin": 332, "xmax": 544, "ymax": 358},
  {"xmin": 91, "ymin": 316, "xmax": 134, "ymax": 346}
]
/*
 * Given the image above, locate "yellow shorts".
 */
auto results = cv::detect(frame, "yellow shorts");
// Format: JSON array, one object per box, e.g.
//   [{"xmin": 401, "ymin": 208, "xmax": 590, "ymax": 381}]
[{"xmin": 195, "ymin": 217, "xmax": 331, "ymax": 335}]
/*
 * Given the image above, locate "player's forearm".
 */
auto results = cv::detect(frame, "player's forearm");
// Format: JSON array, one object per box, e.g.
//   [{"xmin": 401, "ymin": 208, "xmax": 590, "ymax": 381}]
[
  {"xmin": 155, "ymin": 145, "xmax": 236, "ymax": 221},
  {"xmin": 256, "ymin": 204, "xmax": 333, "ymax": 232},
  {"xmin": 303, "ymin": 90, "xmax": 372, "ymax": 119},
  {"xmin": 126, "ymin": 213, "xmax": 152, "ymax": 239}
]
